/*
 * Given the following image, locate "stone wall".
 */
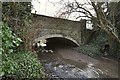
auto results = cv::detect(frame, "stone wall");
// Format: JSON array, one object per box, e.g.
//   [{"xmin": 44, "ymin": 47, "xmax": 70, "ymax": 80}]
[{"xmin": 31, "ymin": 14, "xmax": 86, "ymax": 45}]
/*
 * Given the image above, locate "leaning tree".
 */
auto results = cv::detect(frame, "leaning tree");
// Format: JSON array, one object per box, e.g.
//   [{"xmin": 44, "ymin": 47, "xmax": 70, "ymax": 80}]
[{"xmin": 57, "ymin": 0, "xmax": 120, "ymax": 46}]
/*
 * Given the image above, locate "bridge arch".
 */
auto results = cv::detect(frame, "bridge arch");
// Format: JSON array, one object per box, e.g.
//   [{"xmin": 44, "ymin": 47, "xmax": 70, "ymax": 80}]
[{"xmin": 34, "ymin": 34, "xmax": 79, "ymax": 47}]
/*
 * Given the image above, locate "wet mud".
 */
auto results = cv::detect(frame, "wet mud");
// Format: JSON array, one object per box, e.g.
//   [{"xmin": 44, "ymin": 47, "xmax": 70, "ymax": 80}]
[{"xmin": 37, "ymin": 47, "xmax": 118, "ymax": 78}]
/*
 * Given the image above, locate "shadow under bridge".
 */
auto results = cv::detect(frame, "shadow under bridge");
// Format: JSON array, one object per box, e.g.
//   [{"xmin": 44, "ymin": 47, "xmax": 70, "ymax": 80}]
[{"xmin": 35, "ymin": 34, "xmax": 79, "ymax": 50}]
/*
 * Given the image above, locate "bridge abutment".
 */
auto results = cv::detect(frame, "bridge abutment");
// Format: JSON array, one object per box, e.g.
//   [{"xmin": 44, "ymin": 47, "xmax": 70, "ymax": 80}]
[{"xmin": 25, "ymin": 14, "xmax": 91, "ymax": 51}]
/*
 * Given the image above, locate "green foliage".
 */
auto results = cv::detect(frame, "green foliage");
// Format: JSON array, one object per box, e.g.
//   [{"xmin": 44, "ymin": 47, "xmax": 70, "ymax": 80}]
[
  {"xmin": 76, "ymin": 31, "xmax": 109, "ymax": 57},
  {"xmin": 116, "ymin": 1, "xmax": 120, "ymax": 38},
  {"xmin": 0, "ymin": 2, "xmax": 45, "ymax": 78},
  {"xmin": 0, "ymin": 22, "xmax": 22, "ymax": 54},
  {"xmin": 2, "ymin": 51, "xmax": 45, "ymax": 79},
  {"xmin": 77, "ymin": 30, "xmax": 119, "ymax": 58},
  {"xmin": 0, "ymin": 22, "xmax": 45, "ymax": 78},
  {"xmin": 0, "ymin": 22, "xmax": 22, "ymax": 77},
  {"xmin": 2, "ymin": 2, "xmax": 32, "ymax": 27},
  {"xmin": 2, "ymin": 2, "xmax": 33, "ymax": 50},
  {"xmin": 90, "ymin": 31, "xmax": 108, "ymax": 45},
  {"xmin": 76, "ymin": 44, "xmax": 100, "ymax": 57}
]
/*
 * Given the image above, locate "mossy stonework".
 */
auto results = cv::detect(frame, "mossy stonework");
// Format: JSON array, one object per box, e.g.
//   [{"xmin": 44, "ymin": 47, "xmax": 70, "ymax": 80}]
[{"xmin": 30, "ymin": 14, "xmax": 86, "ymax": 47}]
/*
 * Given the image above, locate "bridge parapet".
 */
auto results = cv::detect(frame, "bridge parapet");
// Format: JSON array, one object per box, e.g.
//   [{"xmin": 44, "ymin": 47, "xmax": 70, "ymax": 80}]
[{"xmin": 31, "ymin": 14, "xmax": 86, "ymax": 46}]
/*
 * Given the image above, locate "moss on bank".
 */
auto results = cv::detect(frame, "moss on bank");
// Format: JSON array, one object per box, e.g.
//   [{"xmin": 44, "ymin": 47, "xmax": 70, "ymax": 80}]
[{"xmin": 75, "ymin": 31, "xmax": 119, "ymax": 59}]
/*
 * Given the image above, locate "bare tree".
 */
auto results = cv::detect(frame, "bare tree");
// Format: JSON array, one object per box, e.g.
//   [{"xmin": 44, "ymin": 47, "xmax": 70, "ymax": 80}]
[{"xmin": 57, "ymin": 0, "xmax": 120, "ymax": 45}]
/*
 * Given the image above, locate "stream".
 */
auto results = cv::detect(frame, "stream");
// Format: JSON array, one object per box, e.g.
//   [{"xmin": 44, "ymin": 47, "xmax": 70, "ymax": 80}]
[{"xmin": 37, "ymin": 47, "xmax": 118, "ymax": 78}]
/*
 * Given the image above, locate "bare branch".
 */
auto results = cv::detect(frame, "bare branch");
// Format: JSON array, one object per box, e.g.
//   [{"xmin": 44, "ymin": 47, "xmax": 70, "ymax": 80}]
[
  {"xmin": 75, "ymin": 1, "xmax": 94, "ymax": 17},
  {"xmin": 56, "ymin": 0, "xmax": 120, "ymax": 44}
]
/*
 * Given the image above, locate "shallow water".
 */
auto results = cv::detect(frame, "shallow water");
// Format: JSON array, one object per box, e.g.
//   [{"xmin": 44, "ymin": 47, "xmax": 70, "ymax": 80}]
[{"xmin": 38, "ymin": 47, "xmax": 118, "ymax": 78}]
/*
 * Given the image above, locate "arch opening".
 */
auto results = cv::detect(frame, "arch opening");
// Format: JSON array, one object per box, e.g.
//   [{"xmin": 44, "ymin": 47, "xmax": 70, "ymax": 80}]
[{"xmin": 44, "ymin": 37, "xmax": 78, "ymax": 50}]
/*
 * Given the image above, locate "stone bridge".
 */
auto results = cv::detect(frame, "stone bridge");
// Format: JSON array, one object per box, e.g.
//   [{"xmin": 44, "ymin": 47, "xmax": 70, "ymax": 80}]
[{"xmin": 30, "ymin": 14, "xmax": 87, "ymax": 48}]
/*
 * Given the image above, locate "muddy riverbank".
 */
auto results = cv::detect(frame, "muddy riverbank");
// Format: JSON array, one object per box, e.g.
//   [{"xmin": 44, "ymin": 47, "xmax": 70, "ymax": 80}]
[{"xmin": 37, "ymin": 47, "xmax": 118, "ymax": 78}]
